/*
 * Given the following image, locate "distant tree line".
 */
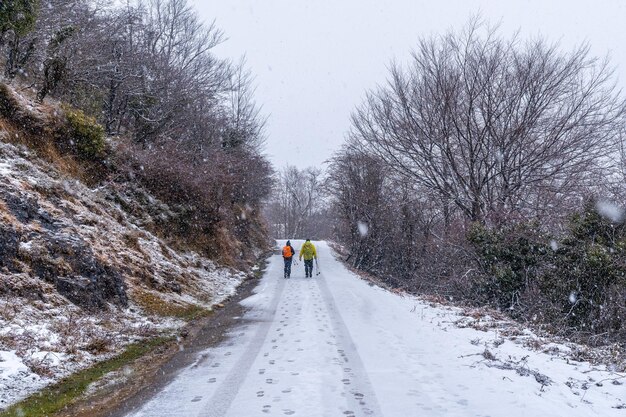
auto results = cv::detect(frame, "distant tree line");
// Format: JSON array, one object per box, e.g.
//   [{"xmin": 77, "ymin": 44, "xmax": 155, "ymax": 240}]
[
  {"xmin": 328, "ymin": 20, "xmax": 626, "ymax": 345},
  {"xmin": 264, "ymin": 165, "xmax": 334, "ymax": 240},
  {"xmin": 0, "ymin": 0, "xmax": 273, "ymax": 262}
]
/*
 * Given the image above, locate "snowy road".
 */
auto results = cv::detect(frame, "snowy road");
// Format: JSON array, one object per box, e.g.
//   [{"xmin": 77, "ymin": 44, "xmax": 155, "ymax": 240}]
[{"xmin": 126, "ymin": 241, "xmax": 624, "ymax": 417}]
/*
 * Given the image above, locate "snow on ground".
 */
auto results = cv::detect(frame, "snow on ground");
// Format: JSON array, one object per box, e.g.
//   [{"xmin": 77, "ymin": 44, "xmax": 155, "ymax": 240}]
[
  {"xmin": 127, "ymin": 241, "xmax": 624, "ymax": 417},
  {"xmin": 0, "ymin": 141, "xmax": 248, "ymax": 409},
  {"xmin": 0, "ymin": 292, "xmax": 184, "ymax": 409}
]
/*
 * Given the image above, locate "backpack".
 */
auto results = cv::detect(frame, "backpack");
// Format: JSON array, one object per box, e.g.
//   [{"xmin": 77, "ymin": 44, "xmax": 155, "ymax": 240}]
[{"xmin": 282, "ymin": 245, "xmax": 293, "ymax": 258}]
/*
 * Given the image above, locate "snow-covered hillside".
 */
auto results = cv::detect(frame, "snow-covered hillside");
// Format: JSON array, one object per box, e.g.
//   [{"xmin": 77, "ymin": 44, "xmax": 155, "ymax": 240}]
[{"xmin": 0, "ymin": 140, "xmax": 248, "ymax": 409}]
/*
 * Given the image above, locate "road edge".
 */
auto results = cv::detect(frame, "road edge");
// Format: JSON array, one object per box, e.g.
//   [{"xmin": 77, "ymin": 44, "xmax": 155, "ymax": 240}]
[{"xmin": 3, "ymin": 253, "xmax": 271, "ymax": 417}]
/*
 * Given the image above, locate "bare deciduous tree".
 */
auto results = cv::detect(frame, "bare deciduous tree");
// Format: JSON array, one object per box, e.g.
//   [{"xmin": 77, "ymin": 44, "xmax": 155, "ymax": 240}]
[
  {"xmin": 350, "ymin": 20, "xmax": 626, "ymax": 223},
  {"xmin": 0, "ymin": 0, "xmax": 274, "ymax": 260},
  {"xmin": 266, "ymin": 166, "xmax": 329, "ymax": 239}
]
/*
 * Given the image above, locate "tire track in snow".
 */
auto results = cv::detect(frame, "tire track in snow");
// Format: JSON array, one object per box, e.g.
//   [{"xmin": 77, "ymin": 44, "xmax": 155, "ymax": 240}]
[
  {"xmin": 316, "ymin": 272, "xmax": 385, "ymax": 417},
  {"xmin": 197, "ymin": 272, "xmax": 287, "ymax": 417}
]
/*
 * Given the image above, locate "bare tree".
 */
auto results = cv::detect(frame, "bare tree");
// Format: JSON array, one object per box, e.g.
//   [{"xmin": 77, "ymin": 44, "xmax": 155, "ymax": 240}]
[
  {"xmin": 0, "ymin": 0, "xmax": 274, "ymax": 261},
  {"xmin": 222, "ymin": 59, "xmax": 266, "ymax": 151},
  {"xmin": 350, "ymin": 20, "xmax": 626, "ymax": 224},
  {"xmin": 326, "ymin": 148, "xmax": 450, "ymax": 281},
  {"xmin": 326, "ymin": 151, "xmax": 391, "ymax": 271},
  {"xmin": 266, "ymin": 166, "xmax": 327, "ymax": 239}
]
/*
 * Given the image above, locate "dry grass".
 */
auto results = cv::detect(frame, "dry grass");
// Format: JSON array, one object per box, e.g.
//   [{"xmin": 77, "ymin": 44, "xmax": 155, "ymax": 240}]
[
  {"xmin": 123, "ymin": 231, "xmax": 145, "ymax": 254},
  {"xmin": 84, "ymin": 337, "xmax": 112, "ymax": 355},
  {"xmin": 158, "ymin": 241, "xmax": 174, "ymax": 260},
  {"xmin": 132, "ymin": 289, "xmax": 210, "ymax": 321},
  {"xmin": 0, "ymin": 200, "xmax": 23, "ymax": 230}
]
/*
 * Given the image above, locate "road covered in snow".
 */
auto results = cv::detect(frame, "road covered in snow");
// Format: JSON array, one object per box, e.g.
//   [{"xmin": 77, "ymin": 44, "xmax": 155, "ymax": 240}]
[{"xmin": 126, "ymin": 241, "xmax": 625, "ymax": 417}]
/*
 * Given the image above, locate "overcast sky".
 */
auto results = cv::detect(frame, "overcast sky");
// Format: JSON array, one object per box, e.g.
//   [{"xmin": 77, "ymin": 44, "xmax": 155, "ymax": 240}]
[{"xmin": 191, "ymin": 0, "xmax": 626, "ymax": 170}]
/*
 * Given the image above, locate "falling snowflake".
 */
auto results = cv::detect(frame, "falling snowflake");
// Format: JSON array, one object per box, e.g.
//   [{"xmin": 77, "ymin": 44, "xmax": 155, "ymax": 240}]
[
  {"xmin": 357, "ymin": 221, "xmax": 369, "ymax": 237},
  {"xmin": 569, "ymin": 292, "xmax": 577, "ymax": 304},
  {"xmin": 595, "ymin": 200, "xmax": 624, "ymax": 223}
]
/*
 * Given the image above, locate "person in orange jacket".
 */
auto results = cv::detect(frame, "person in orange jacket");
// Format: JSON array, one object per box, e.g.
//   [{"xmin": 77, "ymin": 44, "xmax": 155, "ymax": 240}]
[{"xmin": 282, "ymin": 240, "xmax": 295, "ymax": 279}]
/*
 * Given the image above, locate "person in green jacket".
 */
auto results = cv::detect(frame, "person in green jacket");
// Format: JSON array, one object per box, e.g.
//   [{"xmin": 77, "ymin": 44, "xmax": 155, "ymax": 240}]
[{"xmin": 299, "ymin": 239, "xmax": 317, "ymax": 278}]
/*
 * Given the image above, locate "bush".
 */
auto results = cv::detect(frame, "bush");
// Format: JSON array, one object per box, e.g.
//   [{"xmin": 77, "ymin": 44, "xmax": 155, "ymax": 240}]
[
  {"xmin": 121, "ymin": 139, "xmax": 272, "ymax": 265},
  {"xmin": 540, "ymin": 203, "xmax": 626, "ymax": 338},
  {"xmin": 467, "ymin": 222, "xmax": 548, "ymax": 313},
  {"xmin": 63, "ymin": 106, "xmax": 106, "ymax": 159},
  {"xmin": 469, "ymin": 201, "xmax": 626, "ymax": 344}
]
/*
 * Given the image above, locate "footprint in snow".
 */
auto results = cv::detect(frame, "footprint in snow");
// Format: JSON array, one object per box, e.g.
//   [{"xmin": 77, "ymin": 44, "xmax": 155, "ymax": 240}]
[
  {"xmin": 208, "ymin": 377, "xmax": 217, "ymax": 383},
  {"xmin": 191, "ymin": 396, "xmax": 202, "ymax": 402},
  {"xmin": 257, "ymin": 390, "xmax": 265, "ymax": 397},
  {"xmin": 211, "ymin": 362, "xmax": 220, "ymax": 368},
  {"xmin": 283, "ymin": 409, "xmax": 295, "ymax": 415},
  {"xmin": 259, "ymin": 368, "xmax": 266, "ymax": 374}
]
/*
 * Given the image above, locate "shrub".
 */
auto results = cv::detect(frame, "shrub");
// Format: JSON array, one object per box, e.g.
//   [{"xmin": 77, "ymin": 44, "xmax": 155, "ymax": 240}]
[
  {"xmin": 469, "ymin": 201, "xmax": 626, "ymax": 343},
  {"xmin": 467, "ymin": 222, "xmax": 548, "ymax": 313},
  {"xmin": 0, "ymin": 0, "xmax": 39, "ymax": 37},
  {"xmin": 540, "ymin": 203, "xmax": 626, "ymax": 339},
  {"xmin": 63, "ymin": 106, "xmax": 105, "ymax": 159},
  {"xmin": 120, "ymin": 139, "xmax": 272, "ymax": 265}
]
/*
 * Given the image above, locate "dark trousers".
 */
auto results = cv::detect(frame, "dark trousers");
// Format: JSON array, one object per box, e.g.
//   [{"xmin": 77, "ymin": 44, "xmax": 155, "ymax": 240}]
[
  {"xmin": 304, "ymin": 259, "xmax": 313, "ymax": 277},
  {"xmin": 283, "ymin": 258, "xmax": 293, "ymax": 277}
]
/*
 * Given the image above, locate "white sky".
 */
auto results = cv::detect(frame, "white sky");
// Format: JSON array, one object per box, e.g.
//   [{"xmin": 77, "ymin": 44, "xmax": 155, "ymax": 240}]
[{"xmin": 191, "ymin": 0, "xmax": 626, "ymax": 170}]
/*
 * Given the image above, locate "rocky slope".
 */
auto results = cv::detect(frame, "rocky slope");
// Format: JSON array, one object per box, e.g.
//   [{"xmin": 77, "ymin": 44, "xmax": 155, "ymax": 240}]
[{"xmin": 0, "ymin": 125, "xmax": 250, "ymax": 408}]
